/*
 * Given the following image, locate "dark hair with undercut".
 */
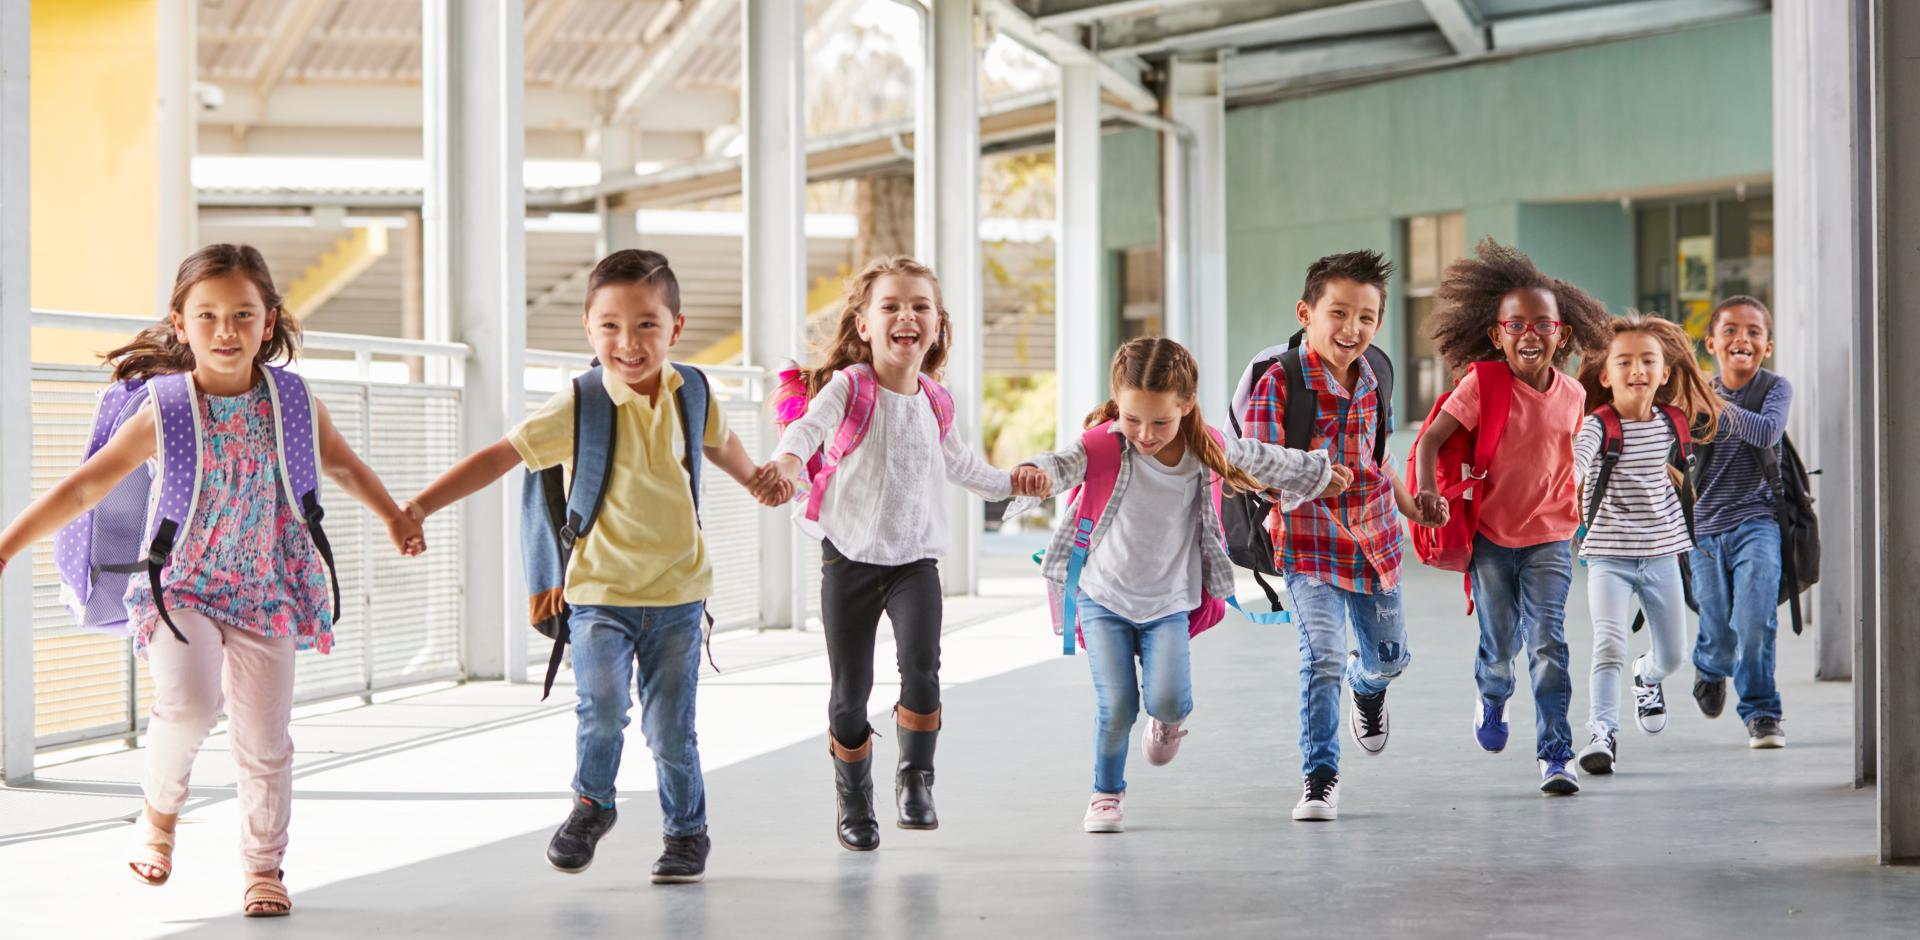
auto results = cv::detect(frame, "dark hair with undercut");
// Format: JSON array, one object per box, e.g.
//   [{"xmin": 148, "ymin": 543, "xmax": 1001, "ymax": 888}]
[
  {"xmin": 1301, "ymin": 249, "xmax": 1395, "ymax": 308},
  {"xmin": 1709, "ymin": 294, "xmax": 1773, "ymax": 337},
  {"xmin": 584, "ymin": 248, "xmax": 681, "ymax": 315},
  {"xmin": 1426, "ymin": 236, "xmax": 1611, "ymax": 371}
]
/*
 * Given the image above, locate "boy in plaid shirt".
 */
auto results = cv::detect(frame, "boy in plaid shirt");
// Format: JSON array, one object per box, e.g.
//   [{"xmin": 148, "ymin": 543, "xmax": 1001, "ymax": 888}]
[{"xmin": 1241, "ymin": 250, "xmax": 1441, "ymax": 822}]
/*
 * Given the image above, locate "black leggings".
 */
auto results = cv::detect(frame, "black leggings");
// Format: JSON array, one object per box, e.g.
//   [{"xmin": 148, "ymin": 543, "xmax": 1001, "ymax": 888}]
[{"xmin": 821, "ymin": 540, "xmax": 944, "ymax": 748}]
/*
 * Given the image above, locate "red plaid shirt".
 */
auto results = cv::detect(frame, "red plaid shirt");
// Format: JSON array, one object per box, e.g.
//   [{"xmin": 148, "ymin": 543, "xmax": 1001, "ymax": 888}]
[{"xmin": 1241, "ymin": 344, "xmax": 1404, "ymax": 594}]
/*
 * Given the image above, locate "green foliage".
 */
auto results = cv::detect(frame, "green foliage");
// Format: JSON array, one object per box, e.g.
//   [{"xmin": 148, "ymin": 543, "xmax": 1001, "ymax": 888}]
[{"xmin": 981, "ymin": 372, "xmax": 1056, "ymax": 468}]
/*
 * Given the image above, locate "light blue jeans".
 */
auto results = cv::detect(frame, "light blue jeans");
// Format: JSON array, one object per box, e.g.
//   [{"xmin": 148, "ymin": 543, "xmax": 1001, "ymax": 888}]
[
  {"xmin": 568, "ymin": 600, "xmax": 708, "ymax": 836},
  {"xmin": 1079, "ymin": 591, "xmax": 1194, "ymax": 795},
  {"xmin": 1470, "ymin": 536, "xmax": 1575, "ymax": 761},
  {"xmin": 1283, "ymin": 572, "xmax": 1410, "ymax": 778},
  {"xmin": 1690, "ymin": 518, "xmax": 1784, "ymax": 721},
  {"xmin": 1585, "ymin": 554, "xmax": 1688, "ymax": 733}
]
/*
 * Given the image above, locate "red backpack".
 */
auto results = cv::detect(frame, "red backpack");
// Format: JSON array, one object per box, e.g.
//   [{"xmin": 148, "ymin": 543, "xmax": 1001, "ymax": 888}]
[{"xmin": 1408, "ymin": 361, "xmax": 1514, "ymax": 609}]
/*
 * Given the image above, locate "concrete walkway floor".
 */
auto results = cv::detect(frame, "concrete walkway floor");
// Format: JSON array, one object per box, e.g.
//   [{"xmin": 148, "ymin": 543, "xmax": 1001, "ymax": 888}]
[{"xmin": 3, "ymin": 540, "xmax": 1917, "ymax": 938}]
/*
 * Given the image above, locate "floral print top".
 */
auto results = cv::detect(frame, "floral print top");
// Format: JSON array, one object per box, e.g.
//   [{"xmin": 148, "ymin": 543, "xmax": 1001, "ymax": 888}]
[{"xmin": 125, "ymin": 379, "xmax": 334, "ymax": 655}]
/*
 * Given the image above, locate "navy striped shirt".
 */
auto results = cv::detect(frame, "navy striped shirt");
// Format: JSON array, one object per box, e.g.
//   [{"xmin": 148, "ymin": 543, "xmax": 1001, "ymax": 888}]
[{"xmin": 1693, "ymin": 372, "xmax": 1793, "ymax": 536}]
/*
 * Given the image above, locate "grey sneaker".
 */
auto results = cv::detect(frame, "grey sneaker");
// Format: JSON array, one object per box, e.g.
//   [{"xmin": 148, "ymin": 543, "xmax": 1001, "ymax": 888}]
[
  {"xmin": 1693, "ymin": 675, "xmax": 1727, "ymax": 718},
  {"xmin": 1578, "ymin": 727, "xmax": 1617, "ymax": 775},
  {"xmin": 1747, "ymin": 716, "xmax": 1786, "ymax": 749}
]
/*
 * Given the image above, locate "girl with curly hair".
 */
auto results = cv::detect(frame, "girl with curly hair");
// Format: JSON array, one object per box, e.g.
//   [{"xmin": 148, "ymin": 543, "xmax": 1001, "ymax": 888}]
[{"xmin": 1411, "ymin": 238, "xmax": 1610, "ymax": 796}]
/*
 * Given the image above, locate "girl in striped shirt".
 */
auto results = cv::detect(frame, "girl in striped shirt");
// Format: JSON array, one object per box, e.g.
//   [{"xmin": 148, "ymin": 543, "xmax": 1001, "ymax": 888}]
[{"xmin": 1572, "ymin": 314, "xmax": 1721, "ymax": 774}]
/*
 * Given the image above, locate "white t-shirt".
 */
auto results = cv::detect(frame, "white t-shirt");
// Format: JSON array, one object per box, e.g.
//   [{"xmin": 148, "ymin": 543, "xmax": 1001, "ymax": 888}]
[
  {"xmin": 1573, "ymin": 413, "xmax": 1693, "ymax": 559},
  {"xmin": 1078, "ymin": 447, "xmax": 1204, "ymax": 623},
  {"xmin": 772, "ymin": 370, "xmax": 1011, "ymax": 566}
]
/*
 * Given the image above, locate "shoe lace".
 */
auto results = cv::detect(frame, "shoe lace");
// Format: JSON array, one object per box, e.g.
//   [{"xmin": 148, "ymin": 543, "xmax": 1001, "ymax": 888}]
[
  {"xmin": 660, "ymin": 835, "xmax": 704, "ymax": 864},
  {"xmin": 1356, "ymin": 693, "xmax": 1386, "ymax": 737},
  {"xmin": 1151, "ymin": 721, "xmax": 1188, "ymax": 745},
  {"xmin": 562, "ymin": 803, "xmax": 606, "ymax": 837},
  {"xmin": 1634, "ymin": 681, "xmax": 1664, "ymax": 713},
  {"xmin": 1304, "ymin": 774, "xmax": 1337, "ymax": 802}
]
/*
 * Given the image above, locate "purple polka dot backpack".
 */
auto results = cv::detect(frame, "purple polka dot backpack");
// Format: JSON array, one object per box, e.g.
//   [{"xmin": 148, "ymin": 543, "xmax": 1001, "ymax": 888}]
[{"xmin": 51, "ymin": 367, "xmax": 340, "ymax": 644}]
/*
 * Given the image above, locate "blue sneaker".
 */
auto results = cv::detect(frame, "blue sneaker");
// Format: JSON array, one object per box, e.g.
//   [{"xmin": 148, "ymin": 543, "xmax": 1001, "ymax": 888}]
[
  {"xmin": 1539, "ymin": 757, "xmax": 1580, "ymax": 795},
  {"xmin": 1473, "ymin": 697, "xmax": 1509, "ymax": 753}
]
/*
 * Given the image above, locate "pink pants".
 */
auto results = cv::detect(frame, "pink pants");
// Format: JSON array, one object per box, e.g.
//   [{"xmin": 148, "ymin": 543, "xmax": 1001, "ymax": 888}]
[{"xmin": 142, "ymin": 609, "xmax": 296, "ymax": 872}]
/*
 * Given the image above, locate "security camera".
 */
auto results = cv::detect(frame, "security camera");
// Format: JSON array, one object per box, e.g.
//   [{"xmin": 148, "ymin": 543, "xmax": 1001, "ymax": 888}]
[{"xmin": 194, "ymin": 81, "xmax": 225, "ymax": 113}]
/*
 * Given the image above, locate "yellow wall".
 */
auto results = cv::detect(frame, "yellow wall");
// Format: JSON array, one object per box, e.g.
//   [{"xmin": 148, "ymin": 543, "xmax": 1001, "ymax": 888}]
[{"xmin": 30, "ymin": 0, "xmax": 163, "ymax": 365}]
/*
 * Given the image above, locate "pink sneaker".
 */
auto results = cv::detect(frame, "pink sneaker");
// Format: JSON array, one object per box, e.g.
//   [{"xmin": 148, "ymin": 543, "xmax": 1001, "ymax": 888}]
[
  {"xmin": 1083, "ymin": 792, "xmax": 1124, "ymax": 833},
  {"xmin": 1142, "ymin": 718, "xmax": 1188, "ymax": 766}
]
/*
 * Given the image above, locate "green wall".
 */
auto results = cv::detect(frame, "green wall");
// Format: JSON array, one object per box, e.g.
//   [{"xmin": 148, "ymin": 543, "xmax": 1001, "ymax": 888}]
[{"xmin": 1099, "ymin": 15, "xmax": 1773, "ymax": 411}]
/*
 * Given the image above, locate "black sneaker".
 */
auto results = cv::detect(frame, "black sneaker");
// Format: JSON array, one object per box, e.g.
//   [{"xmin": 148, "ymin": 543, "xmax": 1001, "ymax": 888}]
[
  {"xmin": 1577, "ymin": 728, "xmax": 1617, "ymax": 775},
  {"xmin": 1747, "ymin": 716, "xmax": 1786, "ymax": 749},
  {"xmin": 1693, "ymin": 676, "xmax": 1728, "ymax": 719},
  {"xmin": 546, "ymin": 797, "xmax": 617, "ymax": 873},
  {"xmin": 1632, "ymin": 656, "xmax": 1668, "ymax": 734},
  {"xmin": 1291, "ymin": 769, "xmax": 1339, "ymax": 821},
  {"xmin": 1350, "ymin": 688, "xmax": 1389, "ymax": 755},
  {"xmin": 651, "ymin": 829, "xmax": 711, "ymax": 884}
]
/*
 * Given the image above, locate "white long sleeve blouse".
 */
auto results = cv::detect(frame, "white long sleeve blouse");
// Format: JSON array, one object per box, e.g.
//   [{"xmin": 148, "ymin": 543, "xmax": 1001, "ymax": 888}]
[{"xmin": 772, "ymin": 370, "xmax": 1012, "ymax": 566}]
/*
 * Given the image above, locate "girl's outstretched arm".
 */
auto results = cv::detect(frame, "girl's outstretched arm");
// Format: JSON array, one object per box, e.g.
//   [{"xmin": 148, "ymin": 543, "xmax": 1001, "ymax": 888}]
[
  {"xmin": 315, "ymin": 400, "xmax": 423, "ymax": 555},
  {"xmin": 406, "ymin": 439, "xmax": 524, "ymax": 522},
  {"xmin": 0, "ymin": 406, "xmax": 157, "ymax": 567},
  {"xmin": 941, "ymin": 436, "xmax": 1013, "ymax": 501},
  {"xmin": 1221, "ymin": 437, "xmax": 1333, "ymax": 509}
]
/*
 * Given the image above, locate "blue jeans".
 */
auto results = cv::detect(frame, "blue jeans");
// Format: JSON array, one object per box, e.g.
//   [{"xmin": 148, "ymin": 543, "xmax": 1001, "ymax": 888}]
[
  {"xmin": 1690, "ymin": 518, "xmax": 1783, "ymax": 722},
  {"xmin": 1470, "ymin": 536, "xmax": 1575, "ymax": 761},
  {"xmin": 1585, "ymin": 555, "xmax": 1689, "ymax": 733},
  {"xmin": 569, "ymin": 601, "xmax": 708, "ymax": 836},
  {"xmin": 1283, "ymin": 572, "xmax": 1410, "ymax": 778},
  {"xmin": 1078, "ymin": 592, "xmax": 1194, "ymax": 795}
]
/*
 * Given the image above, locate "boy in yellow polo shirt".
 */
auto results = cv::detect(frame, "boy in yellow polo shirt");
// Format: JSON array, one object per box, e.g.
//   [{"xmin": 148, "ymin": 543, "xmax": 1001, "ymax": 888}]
[{"xmin": 406, "ymin": 250, "xmax": 775, "ymax": 884}]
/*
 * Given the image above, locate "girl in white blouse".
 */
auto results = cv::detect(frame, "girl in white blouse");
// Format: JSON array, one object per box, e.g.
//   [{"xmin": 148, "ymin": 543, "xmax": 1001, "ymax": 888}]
[{"xmin": 755, "ymin": 256, "xmax": 1047, "ymax": 852}]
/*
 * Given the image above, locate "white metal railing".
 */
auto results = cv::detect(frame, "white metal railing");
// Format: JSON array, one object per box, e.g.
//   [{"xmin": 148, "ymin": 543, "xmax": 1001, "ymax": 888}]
[{"xmin": 20, "ymin": 310, "xmax": 470, "ymax": 749}]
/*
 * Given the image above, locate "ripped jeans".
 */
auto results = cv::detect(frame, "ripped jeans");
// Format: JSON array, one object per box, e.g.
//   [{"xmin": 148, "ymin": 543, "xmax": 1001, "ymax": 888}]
[{"xmin": 1283, "ymin": 572, "xmax": 1411, "ymax": 778}]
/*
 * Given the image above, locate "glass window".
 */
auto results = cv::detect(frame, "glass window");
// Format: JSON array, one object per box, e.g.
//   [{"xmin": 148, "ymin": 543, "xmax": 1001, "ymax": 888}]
[
  {"xmin": 1632, "ymin": 191, "xmax": 1774, "ymax": 368},
  {"xmin": 1402, "ymin": 211, "xmax": 1467, "ymax": 420}
]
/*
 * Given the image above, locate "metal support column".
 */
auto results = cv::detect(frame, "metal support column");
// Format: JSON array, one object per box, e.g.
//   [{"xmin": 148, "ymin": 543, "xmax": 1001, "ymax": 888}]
[
  {"xmin": 1871, "ymin": 0, "xmax": 1920, "ymax": 865},
  {"xmin": 742, "ymin": 0, "xmax": 805, "ymax": 629},
  {"xmin": 931, "ymin": 0, "xmax": 982, "ymax": 595},
  {"xmin": 0, "ymin": 0, "xmax": 32, "ymax": 783},
  {"xmin": 1163, "ymin": 58, "xmax": 1229, "ymax": 414},
  {"xmin": 1056, "ymin": 63, "xmax": 1103, "ymax": 453},
  {"xmin": 156, "ymin": 0, "xmax": 196, "ymax": 309},
  {"xmin": 422, "ymin": 0, "xmax": 528, "ymax": 680}
]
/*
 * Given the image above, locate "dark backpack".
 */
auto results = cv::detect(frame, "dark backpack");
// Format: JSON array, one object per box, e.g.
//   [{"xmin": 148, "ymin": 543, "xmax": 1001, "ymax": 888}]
[
  {"xmin": 519, "ymin": 362, "xmax": 715, "ymax": 698},
  {"xmin": 1691, "ymin": 369, "xmax": 1819, "ymax": 635},
  {"xmin": 1224, "ymin": 329, "xmax": 1394, "ymax": 615}
]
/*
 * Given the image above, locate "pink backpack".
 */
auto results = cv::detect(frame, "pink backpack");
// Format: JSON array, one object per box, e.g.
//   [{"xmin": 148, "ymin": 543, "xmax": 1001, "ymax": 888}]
[
  {"xmin": 1046, "ymin": 422, "xmax": 1233, "ymax": 655},
  {"xmin": 773, "ymin": 361, "xmax": 955, "ymax": 521}
]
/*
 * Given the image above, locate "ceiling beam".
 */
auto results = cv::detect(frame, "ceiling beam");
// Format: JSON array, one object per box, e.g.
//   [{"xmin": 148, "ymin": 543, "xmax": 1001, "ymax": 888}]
[
  {"xmin": 1223, "ymin": 31, "xmax": 1455, "ymax": 93},
  {"xmin": 1098, "ymin": 0, "xmax": 1434, "ymax": 59},
  {"xmin": 1032, "ymin": 1, "xmax": 1217, "ymax": 30},
  {"xmin": 253, "ymin": 0, "xmax": 329, "ymax": 103},
  {"xmin": 1418, "ymin": 0, "xmax": 1488, "ymax": 56},
  {"xmin": 981, "ymin": 0, "xmax": 1156, "ymax": 111},
  {"xmin": 524, "ymin": 0, "xmax": 581, "ymax": 63},
  {"xmin": 610, "ymin": 0, "xmax": 734, "ymax": 119},
  {"xmin": 1490, "ymin": 0, "xmax": 1767, "ymax": 52}
]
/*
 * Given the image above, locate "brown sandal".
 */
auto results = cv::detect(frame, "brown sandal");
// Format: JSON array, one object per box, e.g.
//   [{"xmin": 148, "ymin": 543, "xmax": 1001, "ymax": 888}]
[
  {"xmin": 243, "ymin": 869, "xmax": 292, "ymax": 917},
  {"xmin": 127, "ymin": 815, "xmax": 175, "ymax": 886}
]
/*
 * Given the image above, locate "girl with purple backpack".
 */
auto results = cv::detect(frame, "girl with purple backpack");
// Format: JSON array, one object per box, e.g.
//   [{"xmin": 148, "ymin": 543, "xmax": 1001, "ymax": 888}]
[
  {"xmin": 0, "ymin": 245, "xmax": 423, "ymax": 917},
  {"xmin": 750, "ymin": 255, "xmax": 1047, "ymax": 852},
  {"xmin": 1015, "ymin": 337, "xmax": 1345, "ymax": 833}
]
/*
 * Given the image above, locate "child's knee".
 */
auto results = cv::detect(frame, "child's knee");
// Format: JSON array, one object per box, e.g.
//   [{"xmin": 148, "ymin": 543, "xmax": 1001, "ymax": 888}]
[
  {"xmin": 1372, "ymin": 639, "xmax": 1411, "ymax": 676},
  {"xmin": 1096, "ymin": 694, "xmax": 1140, "ymax": 733}
]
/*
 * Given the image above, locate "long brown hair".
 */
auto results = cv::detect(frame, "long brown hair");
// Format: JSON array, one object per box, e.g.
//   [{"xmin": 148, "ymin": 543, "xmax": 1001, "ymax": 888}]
[
  {"xmin": 1083, "ymin": 337, "xmax": 1263, "ymax": 494},
  {"xmin": 106, "ymin": 244, "xmax": 298, "ymax": 383},
  {"xmin": 789, "ymin": 255, "xmax": 951, "ymax": 397},
  {"xmin": 1577, "ymin": 312, "xmax": 1722, "ymax": 442}
]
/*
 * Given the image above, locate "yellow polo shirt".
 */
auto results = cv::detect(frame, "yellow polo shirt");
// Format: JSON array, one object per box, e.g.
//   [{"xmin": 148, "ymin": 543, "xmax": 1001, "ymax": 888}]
[{"xmin": 509, "ymin": 365, "xmax": 728, "ymax": 608}]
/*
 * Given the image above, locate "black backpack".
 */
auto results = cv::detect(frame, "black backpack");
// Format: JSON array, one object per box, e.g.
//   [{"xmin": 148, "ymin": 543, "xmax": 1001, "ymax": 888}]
[
  {"xmin": 1223, "ymin": 329, "xmax": 1394, "ymax": 615},
  {"xmin": 1691, "ymin": 369, "xmax": 1819, "ymax": 634}
]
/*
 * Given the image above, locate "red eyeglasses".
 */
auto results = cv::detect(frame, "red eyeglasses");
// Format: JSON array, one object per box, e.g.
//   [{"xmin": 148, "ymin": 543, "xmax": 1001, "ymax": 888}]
[{"xmin": 1498, "ymin": 320, "xmax": 1563, "ymax": 337}]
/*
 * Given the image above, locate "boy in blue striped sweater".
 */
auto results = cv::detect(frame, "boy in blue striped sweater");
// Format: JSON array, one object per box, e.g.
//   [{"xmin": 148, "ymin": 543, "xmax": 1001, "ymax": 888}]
[{"xmin": 1689, "ymin": 296, "xmax": 1792, "ymax": 749}]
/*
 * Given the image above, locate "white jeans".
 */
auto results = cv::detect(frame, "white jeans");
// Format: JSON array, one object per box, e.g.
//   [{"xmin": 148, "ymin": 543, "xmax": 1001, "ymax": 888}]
[
  {"xmin": 142, "ymin": 610, "xmax": 297, "ymax": 872},
  {"xmin": 1585, "ymin": 554, "xmax": 1688, "ymax": 733}
]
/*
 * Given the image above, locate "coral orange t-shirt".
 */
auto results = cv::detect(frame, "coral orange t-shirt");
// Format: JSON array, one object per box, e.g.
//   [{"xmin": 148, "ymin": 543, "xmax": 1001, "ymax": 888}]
[{"xmin": 1440, "ymin": 364, "xmax": 1584, "ymax": 549}]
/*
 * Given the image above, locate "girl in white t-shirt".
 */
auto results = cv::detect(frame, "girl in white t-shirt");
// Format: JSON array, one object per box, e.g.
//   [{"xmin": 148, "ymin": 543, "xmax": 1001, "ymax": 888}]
[
  {"xmin": 1573, "ymin": 314, "xmax": 1721, "ymax": 774},
  {"xmin": 1019, "ymin": 338, "xmax": 1343, "ymax": 833}
]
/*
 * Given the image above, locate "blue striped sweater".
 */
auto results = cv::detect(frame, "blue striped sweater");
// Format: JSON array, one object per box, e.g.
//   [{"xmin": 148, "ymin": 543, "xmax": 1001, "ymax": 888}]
[{"xmin": 1693, "ymin": 372, "xmax": 1793, "ymax": 536}]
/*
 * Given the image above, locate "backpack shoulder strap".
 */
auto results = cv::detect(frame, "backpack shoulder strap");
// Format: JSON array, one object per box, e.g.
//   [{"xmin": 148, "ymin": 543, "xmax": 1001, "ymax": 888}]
[
  {"xmin": 565, "ymin": 366, "xmax": 619, "ymax": 543},
  {"xmin": 1280, "ymin": 348, "xmax": 1315, "ymax": 452},
  {"xmin": 1656, "ymin": 403, "xmax": 1699, "ymax": 542},
  {"xmin": 920, "ymin": 375, "xmax": 955, "ymax": 440},
  {"xmin": 1657, "ymin": 403, "xmax": 1693, "ymax": 459},
  {"xmin": 1583, "ymin": 404, "xmax": 1625, "ymax": 532},
  {"xmin": 262, "ymin": 366, "xmax": 342, "ymax": 627},
  {"xmin": 144, "ymin": 373, "xmax": 204, "ymax": 645},
  {"xmin": 672, "ymin": 363, "xmax": 710, "ymax": 515},
  {"xmin": 1077, "ymin": 423, "xmax": 1123, "ymax": 523},
  {"xmin": 1471, "ymin": 361, "xmax": 1513, "ymax": 472},
  {"xmin": 1365, "ymin": 348, "xmax": 1394, "ymax": 466}
]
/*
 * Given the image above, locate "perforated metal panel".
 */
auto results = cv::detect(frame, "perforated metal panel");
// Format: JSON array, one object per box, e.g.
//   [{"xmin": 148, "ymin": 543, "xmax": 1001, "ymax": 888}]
[{"xmin": 27, "ymin": 366, "xmax": 465, "ymax": 748}]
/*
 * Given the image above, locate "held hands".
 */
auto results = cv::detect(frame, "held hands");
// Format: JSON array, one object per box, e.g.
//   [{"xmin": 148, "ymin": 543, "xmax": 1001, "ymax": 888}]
[
  {"xmin": 388, "ymin": 501, "xmax": 427, "ymax": 556},
  {"xmin": 1408, "ymin": 487, "xmax": 1450, "ymax": 529},
  {"xmin": 1009, "ymin": 464, "xmax": 1053, "ymax": 498},
  {"xmin": 1317, "ymin": 464, "xmax": 1355, "ymax": 499},
  {"xmin": 749, "ymin": 456, "xmax": 803, "ymax": 507}
]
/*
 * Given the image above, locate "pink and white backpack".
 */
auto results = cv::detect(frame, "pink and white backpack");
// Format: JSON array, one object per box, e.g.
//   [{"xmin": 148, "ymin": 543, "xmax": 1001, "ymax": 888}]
[{"xmin": 772, "ymin": 361, "xmax": 955, "ymax": 521}]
